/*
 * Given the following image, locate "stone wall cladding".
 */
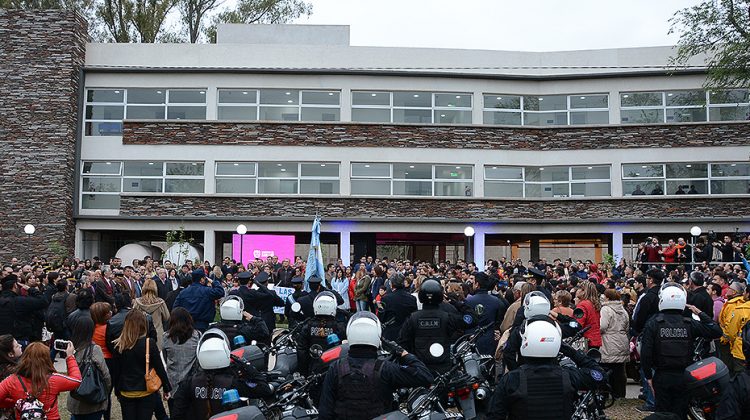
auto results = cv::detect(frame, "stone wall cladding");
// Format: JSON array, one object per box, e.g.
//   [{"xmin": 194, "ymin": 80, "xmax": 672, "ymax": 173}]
[
  {"xmin": 123, "ymin": 120, "xmax": 750, "ymax": 150},
  {"xmin": 0, "ymin": 10, "xmax": 87, "ymax": 261},
  {"xmin": 118, "ymin": 195, "xmax": 750, "ymax": 222}
]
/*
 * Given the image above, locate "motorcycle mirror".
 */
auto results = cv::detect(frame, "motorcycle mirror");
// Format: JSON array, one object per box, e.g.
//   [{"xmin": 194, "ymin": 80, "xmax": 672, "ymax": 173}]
[
  {"xmin": 692, "ymin": 312, "xmax": 700, "ymax": 321},
  {"xmin": 429, "ymin": 343, "xmax": 445, "ymax": 358},
  {"xmin": 573, "ymin": 308, "xmax": 584, "ymax": 319},
  {"xmin": 587, "ymin": 348, "xmax": 602, "ymax": 363},
  {"xmin": 291, "ymin": 302, "xmax": 302, "ymax": 313}
]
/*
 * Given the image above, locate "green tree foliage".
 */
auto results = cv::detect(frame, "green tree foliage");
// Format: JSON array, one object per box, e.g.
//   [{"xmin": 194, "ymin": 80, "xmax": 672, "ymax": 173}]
[
  {"xmin": 670, "ymin": 0, "xmax": 750, "ymax": 88},
  {"xmin": 1, "ymin": 0, "xmax": 312, "ymax": 43}
]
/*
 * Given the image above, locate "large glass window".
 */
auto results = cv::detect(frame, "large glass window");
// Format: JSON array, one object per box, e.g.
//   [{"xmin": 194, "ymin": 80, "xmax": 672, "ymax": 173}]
[
  {"xmin": 219, "ymin": 89, "xmax": 340, "ymax": 122},
  {"xmin": 81, "ymin": 161, "xmax": 122, "ymax": 209},
  {"xmin": 352, "ymin": 91, "xmax": 472, "ymax": 124},
  {"xmin": 216, "ymin": 162, "xmax": 339, "ymax": 195},
  {"xmin": 84, "ymin": 89, "xmax": 125, "ymax": 136},
  {"xmin": 707, "ymin": 89, "xmax": 750, "ymax": 121},
  {"xmin": 484, "ymin": 165, "xmax": 611, "ymax": 197},
  {"xmin": 483, "ymin": 93, "xmax": 609, "ymax": 126},
  {"xmin": 351, "ymin": 163, "xmax": 473, "ymax": 196},
  {"xmin": 620, "ymin": 90, "xmax": 708, "ymax": 124},
  {"xmin": 621, "ymin": 162, "xmax": 750, "ymax": 196}
]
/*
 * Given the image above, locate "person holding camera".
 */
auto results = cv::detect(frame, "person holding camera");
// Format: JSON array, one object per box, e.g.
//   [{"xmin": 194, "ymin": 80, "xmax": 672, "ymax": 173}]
[
  {"xmin": 644, "ymin": 237, "xmax": 663, "ymax": 265},
  {"xmin": 715, "ymin": 235, "xmax": 741, "ymax": 263}
]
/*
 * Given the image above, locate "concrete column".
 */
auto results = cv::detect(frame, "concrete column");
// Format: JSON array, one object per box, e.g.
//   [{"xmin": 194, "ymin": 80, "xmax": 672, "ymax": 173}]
[
  {"xmin": 204, "ymin": 159, "xmax": 216, "ymax": 194},
  {"xmin": 530, "ymin": 238, "xmax": 540, "ymax": 261},
  {"xmin": 340, "ymin": 87, "xmax": 352, "ymax": 122},
  {"xmin": 339, "ymin": 230, "xmax": 351, "ymax": 266},
  {"xmin": 611, "ymin": 229, "xmax": 624, "ymax": 261},
  {"xmin": 203, "ymin": 228, "xmax": 216, "ymax": 265},
  {"xmin": 472, "ymin": 90, "xmax": 483, "ymax": 124},
  {"xmin": 473, "ymin": 230, "xmax": 486, "ymax": 266},
  {"xmin": 74, "ymin": 227, "xmax": 83, "ymax": 259}
]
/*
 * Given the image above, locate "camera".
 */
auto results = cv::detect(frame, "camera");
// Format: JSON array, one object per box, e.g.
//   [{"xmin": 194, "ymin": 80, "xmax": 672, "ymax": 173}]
[
  {"xmin": 707, "ymin": 230, "xmax": 717, "ymax": 243},
  {"xmin": 53, "ymin": 339, "xmax": 70, "ymax": 352}
]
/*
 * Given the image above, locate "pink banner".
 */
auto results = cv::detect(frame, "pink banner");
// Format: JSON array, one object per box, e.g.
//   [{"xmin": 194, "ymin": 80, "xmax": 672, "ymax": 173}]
[{"xmin": 232, "ymin": 234, "xmax": 296, "ymax": 266}]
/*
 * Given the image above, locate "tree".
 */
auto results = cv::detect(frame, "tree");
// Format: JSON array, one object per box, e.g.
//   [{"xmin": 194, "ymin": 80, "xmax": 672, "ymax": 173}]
[
  {"xmin": 96, "ymin": 0, "xmax": 177, "ymax": 42},
  {"xmin": 177, "ymin": 0, "xmax": 221, "ymax": 43},
  {"xmin": 670, "ymin": 0, "xmax": 750, "ymax": 89},
  {"xmin": 203, "ymin": 0, "xmax": 312, "ymax": 43}
]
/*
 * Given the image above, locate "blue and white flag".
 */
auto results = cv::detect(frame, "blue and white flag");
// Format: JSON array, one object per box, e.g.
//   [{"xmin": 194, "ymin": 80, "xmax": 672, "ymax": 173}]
[{"xmin": 304, "ymin": 216, "xmax": 325, "ymax": 292}]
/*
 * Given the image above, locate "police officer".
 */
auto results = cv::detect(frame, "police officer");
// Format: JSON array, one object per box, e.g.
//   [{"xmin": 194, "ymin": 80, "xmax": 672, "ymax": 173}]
[
  {"xmin": 210, "ymin": 295, "xmax": 270, "ymax": 347},
  {"xmin": 296, "ymin": 291, "xmax": 348, "ymax": 376},
  {"xmin": 503, "ymin": 290, "xmax": 581, "ymax": 371},
  {"xmin": 465, "ymin": 272, "xmax": 508, "ymax": 355},
  {"xmin": 171, "ymin": 329, "xmax": 272, "ymax": 419},
  {"xmin": 229, "ymin": 271, "xmax": 283, "ymax": 333},
  {"xmin": 488, "ymin": 318, "xmax": 607, "ymax": 419},
  {"xmin": 640, "ymin": 282, "xmax": 723, "ymax": 418},
  {"xmin": 296, "ymin": 275, "xmax": 345, "ymax": 320},
  {"xmin": 717, "ymin": 320, "xmax": 750, "ymax": 419},
  {"xmin": 318, "ymin": 312, "xmax": 434, "ymax": 420},
  {"xmin": 398, "ymin": 279, "xmax": 476, "ymax": 374},
  {"xmin": 378, "ymin": 273, "xmax": 417, "ymax": 341},
  {"xmin": 284, "ymin": 275, "xmax": 308, "ymax": 329}
]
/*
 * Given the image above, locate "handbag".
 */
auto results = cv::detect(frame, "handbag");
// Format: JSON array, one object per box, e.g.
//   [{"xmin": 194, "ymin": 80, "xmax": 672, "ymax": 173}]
[
  {"xmin": 71, "ymin": 345, "xmax": 108, "ymax": 404},
  {"xmin": 144, "ymin": 339, "xmax": 162, "ymax": 393}
]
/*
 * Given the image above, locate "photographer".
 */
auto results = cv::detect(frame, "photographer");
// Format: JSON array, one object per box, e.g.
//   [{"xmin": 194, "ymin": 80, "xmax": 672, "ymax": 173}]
[
  {"xmin": 644, "ymin": 237, "xmax": 663, "ymax": 264},
  {"xmin": 714, "ymin": 235, "xmax": 741, "ymax": 263}
]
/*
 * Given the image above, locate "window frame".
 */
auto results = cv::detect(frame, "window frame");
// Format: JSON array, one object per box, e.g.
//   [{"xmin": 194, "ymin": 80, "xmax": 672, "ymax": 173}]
[
  {"xmin": 619, "ymin": 162, "xmax": 750, "ymax": 196},
  {"xmin": 483, "ymin": 165, "xmax": 611, "ymax": 198},
  {"xmin": 620, "ymin": 90, "xmax": 710, "ymax": 124},
  {"xmin": 350, "ymin": 163, "xmax": 474, "ymax": 197},
  {"xmin": 215, "ymin": 161, "xmax": 340, "ymax": 195},
  {"xmin": 219, "ymin": 89, "xmax": 341, "ymax": 122},
  {"xmin": 482, "ymin": 93, "xmax": 609, "ymax": 126},
  {"xmin": 351, "ymin": 91, "xmax": 473, "ymax": 124},
  {"xmin": 83, "ymin": 89, "xmax": 126, "ymax": 136}
]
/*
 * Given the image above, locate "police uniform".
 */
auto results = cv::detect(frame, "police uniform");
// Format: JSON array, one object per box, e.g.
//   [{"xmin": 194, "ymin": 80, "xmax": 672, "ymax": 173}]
[
  {"xmin": 296, "ymin": 282, "xmax": 345, "ymax": 321},
  {"xmin": 318, "ymin": 345, "xmax": 435, "ymax": 420},
  {"xmin": 378, "ymin": 287, "xmax": 418, "ymax": 341},
  {"xmin": 640, "ymin": 309, "xmax": 722, "ymax": 418},
  {"xmin": 171, "ymin": 365, "xmax": 271, "ymax": 420},
  {"xmin": 210, "ymin": 316, "xmax": 270, "ymax": 347},
  {"xmin": 489, "ymin": 344, "xmax": 606, "ymax": 419},
  {"xmin": 397, "ymin": 300, "xmax": 476, "ymax": 374},
  {"xmin": 284, "ymin": 277, "xmax": 308, "ymax": 329},
  {"xmin": 503, "ymin": 310, "xmax": 581, "ymax": 371},
  {"xmin": 717, "ymin": 371, "xmax": 750, "ymax": 419},
  {"xmin": 296, "ymin": 315, "xmax": 347, "ymax": 375},
  {"xmin": 466, "ymin": 288, "xmax": 508, "ymax": 355},
  {"xmin": 228, "ymin": 273, "xmax": 284, "ymax": 333}
]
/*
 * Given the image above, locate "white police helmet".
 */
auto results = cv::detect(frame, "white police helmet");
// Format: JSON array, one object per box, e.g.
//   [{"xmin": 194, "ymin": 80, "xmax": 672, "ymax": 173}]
[
  {"xmin": 523, "ymin": 291, "xmax": 551, "ymax": 319},
  {"xmin": 313, "ymin": 291, "xmax": 337, "ymax": 317},
  {"xmin": 197, "ymin": 328, "xmax": 232, "ymax": 370},
  {"xmin": 520, "ymin": 319, "xmax": 562, "ymax": 358},
  {"xmin": 659, "ymin": 282, "xmax": 687, "ymax": 312},
  {"xmin": 219, "ymin": 295, "xmax": 244, "ymax": 321},
  {"xmin": 346, "ymin": 311, "xmax": 381, "ymax": 348}
]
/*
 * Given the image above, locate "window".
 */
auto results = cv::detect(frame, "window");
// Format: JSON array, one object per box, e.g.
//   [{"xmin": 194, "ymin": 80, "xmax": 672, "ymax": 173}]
[
  {"xmin": 623, "ymin": 162, "xmax": 750, "ymax": 196},
  {"xmin": 484, "ymin": 165, "xmax": 611, "ymax": 198},
  {"xmin": 84, "ymin": 88, "xmax": 207, "ymax": 136},
  {"xmin": 351, "ymin": 163, "xmax": 473, "ymax": 196},
  {"xmin": 483, "ymin": 94, "xmax": 608, "ymax": 126},
  {"xmin": 710, "ymin": 163, "xmax": 750, "ymax": 194},
  {"xmin": 219, "ymin": 89, "xmax": 340, "ymax": 122},
  {"xmin": 81, "ymin": 161, "xmax": 122, "ymax": 209},
  {"xmin": 707, "ymin": 89, "xmax": 750, "ymax": 121},
  {"xmin": 620, "ymin": 90, "xmax": 707, "ymax": 124},
  {"xmin": 352, "ymin": 91, "xmax": 472, "ymax": 124},
  {"xmin": 216, "ymin": 162, "xmax": 340, "ymax": 195}
]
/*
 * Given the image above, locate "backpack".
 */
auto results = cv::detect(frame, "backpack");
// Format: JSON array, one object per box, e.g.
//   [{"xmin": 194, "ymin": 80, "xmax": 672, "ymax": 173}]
[
  {"xmin": 45, "ymin": 293, "xmax": 68, "ymax": 334},
  {"xmin": 14, "ymin": 376, "xmax": 46, "ymax": 420}
]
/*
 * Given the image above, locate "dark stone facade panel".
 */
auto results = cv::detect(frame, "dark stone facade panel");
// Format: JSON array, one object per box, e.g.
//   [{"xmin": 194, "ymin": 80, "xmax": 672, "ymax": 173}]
[
  {"xmin": 0, "ymin": 11, "xmax": 87, "ymax": 261},
  {"xmin": 122, "ymin": 120, "xmax": 750, "ymax": 150},
  {"xmin": 118, "ymin": 195, "xmax": 750, "ymax": 222}
]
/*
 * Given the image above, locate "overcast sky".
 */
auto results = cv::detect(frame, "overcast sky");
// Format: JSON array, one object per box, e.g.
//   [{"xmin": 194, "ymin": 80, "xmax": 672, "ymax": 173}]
[{"xmin": 295, "ymin": 0, "xmax": 702, "ymax": 51}]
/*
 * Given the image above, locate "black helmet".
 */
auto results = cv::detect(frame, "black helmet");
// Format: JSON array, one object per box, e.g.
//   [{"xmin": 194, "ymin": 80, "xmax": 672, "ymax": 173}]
[
  {"xmin": 419, "ymin": 279, "xmax": 444, "ymax": 305},
  {"xmin": 742, "ymin": 320, "xmax": 750, "ymax": 362}
]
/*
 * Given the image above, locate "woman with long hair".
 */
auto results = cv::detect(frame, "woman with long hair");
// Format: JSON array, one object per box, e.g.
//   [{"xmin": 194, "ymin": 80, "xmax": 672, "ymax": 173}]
[
  {"xmin": 161, "ymin": 307, "xmax": 200, "ymax": 416},
  {"xmin": 90, "ymin": 302, "xmax": 114, "ymax": 420},
  {"xmin": 133, "ymin": 279, "xmax": 170, "ymax": 350},
  {"xmin": 575, "ymin": 280, "xmax": 603, "ymax": 349},
  {"xmin": 113, "ymin": 310, "xmax": 171, "ymax": 420},
  {"xmin": 330, "ymin": 269, "xmax": 349, "ymax": 310},
  {"xmin": 0, "ymin": 335, "xmax": 21, "ymax": 420},
  {"xmin": 599, "ymin": 289, "xmax": 630, "ymax": 399},
  {"xmin": 353, "ymin": 266, "xmax": 372, "ymax": 313},
  {"xmin": 0, "ymin": 341, "xmax": 81, "ymax": 420},
  {"xmin": 67, "ymin": 317, "xmax": 112, "ymax": 420}
]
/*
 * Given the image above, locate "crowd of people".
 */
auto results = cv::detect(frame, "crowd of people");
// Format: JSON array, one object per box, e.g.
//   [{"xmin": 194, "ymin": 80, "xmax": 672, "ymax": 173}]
[{"xmin": 0, "ymin": 232, "xmax": 749, "ymax": 419}]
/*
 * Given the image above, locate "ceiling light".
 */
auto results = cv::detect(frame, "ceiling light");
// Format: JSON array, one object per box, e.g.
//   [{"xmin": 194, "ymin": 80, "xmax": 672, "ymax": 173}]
[
  {"xmin": 686, "ymin": 164, "xmax": 692, "ymax": 168},
  {"xmin": 636, "ymin": 173, "xmax": 640, "ymax": 176},
  {"xmin": 280, "ymin": 168, "xmax": 286, "ymax": 172},
  {"xmin": 623, "ymin": 95, "xmax": 629, "ymax": 98},
  {"xmin": 200, "ymin": 91, "xmax": 205, "ymax": 95},
  {"xmin": 371, "ymin": 93, "xmax": 377, "ymax": 97},
  {"xmin": 455, "ymin": 95, "xmax": 461, "ymax": 99},
  {"xmin": 242, "ymin": 91, "xmax": 248, "ymax": 95},
  {"xmin": 409, "ymin": 165, "xmax": 415, "ymax": 168},
  {"xmin": 455, "ymin": 166, "xmax": 461, "ymax": 169},
  {"xmin": 642, "ymin": 165, "xmax": 648, "ymax": 168},
  {"xmin": 328, "ymin": 92, "xmax": 334, "ymax": 96},
  {"xmin": 580, "ymin": 96, "xmax": 586, "ymax": 100},
  {"xmin": 405, "ymin": 172, "xmax": 409, "ymax": 175},
  {"xmin": 148, "ymin": 162, "xmax": 154, "ymax": 165},
  {"xmin": 156, "ymin": 91, "xmax": 162, "ymax": 94},
  {"xmin": 538, "ymin": 97, "xmax": 544, "ymax": 101},
  {"xmin": 539, "ymin": 167, "xmax": 545, "ymax": 171},
  {"xmin": 287, "ymin": 100, "xmax": 293, "ymax": 103},
  {"xmin": 497, "ymin": 97, "xmax": 502, "ymax": 100},
  {"xmin": 441, "ymin": 114, "xmax": 446, "ymax": 117},
  {"xmin": 285, "ymin": 92, "xmax": 291, "ymax": 95},
  {"xmin": 587, "ymin": 166, "xmax": 593, "ymax": 169},
  {"xmin": 277, "ymin": 164, "xmax": 282, "ymax": 166},
  {"xmin": 114, "ymin": 90, "xmax": 120, "ymax": 94},
  {"xmin": 448, "ymin": 104, "xmax": 454, "ymax": 107},
  {"xmin": 105, "ymin": 162, "xmax": 111, "ymax": 165},
  {"xmin": 320, "ymin": 164, "xmax": 326, "ymax": 167},
  {"xmin": 491, "ymin": 166, "xmax": 497, "ymax": 169},
  {"xmin": 233, "ymin": 163, "xmax": 239, "ymax": 166},
  {"xmin": 731, "ymin": 163, "xmax": 737, "ymax": 167},
  {"xmin": 413, "ymin": 94, "xmax": 419, "ymax": 98},
  {"xmin": 667, "ymin": 93, "xmax": 674, "ymax": 96},
  {"xmin": 364, "ymin": 164, "xmax": 370, "ymax": 168}
]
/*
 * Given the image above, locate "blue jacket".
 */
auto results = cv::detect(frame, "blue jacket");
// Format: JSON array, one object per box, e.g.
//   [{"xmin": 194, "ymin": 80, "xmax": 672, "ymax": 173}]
[
  {"xmin": 173, "ymin": 280, "xmax": 225, "ymax": 330},
  {"xmin": 466, "ymin": 290, "xmax": 508, "ymax": 355}
]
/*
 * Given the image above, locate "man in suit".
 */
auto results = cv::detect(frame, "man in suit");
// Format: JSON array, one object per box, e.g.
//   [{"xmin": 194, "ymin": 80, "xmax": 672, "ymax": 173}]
[
  {"xmin": 94, "ymin": 269, "xmax": 116, "ymax": 306},
  {"xmin": 153, "ymin": 268, "xmax": 173, "ymax": 301}
]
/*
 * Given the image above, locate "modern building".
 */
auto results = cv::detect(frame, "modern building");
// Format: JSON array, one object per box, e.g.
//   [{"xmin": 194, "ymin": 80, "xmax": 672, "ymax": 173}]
[{"xmin": 2, "ymin": 10, "xmax": 750, "ymax": 265}]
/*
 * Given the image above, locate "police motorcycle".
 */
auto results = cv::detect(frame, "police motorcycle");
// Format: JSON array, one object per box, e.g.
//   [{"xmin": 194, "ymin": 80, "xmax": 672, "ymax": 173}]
[
  {"xmin": 445, "ymin": 322, "xmax": 498, "ymax": 418},
  {"xmin": 263, "ymin": 302, "xmax": 306, "ymax": 379},
  {"xmin": 560, "ymin": 309, "xmax": 614, "ymax": 420},
  {"xmin": 684, "ymin": 326, "xmax": 730, "ymax": 420}
]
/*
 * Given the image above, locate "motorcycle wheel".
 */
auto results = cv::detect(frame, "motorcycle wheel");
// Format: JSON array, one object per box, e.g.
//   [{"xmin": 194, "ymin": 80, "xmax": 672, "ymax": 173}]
[{"xmin": 687, "ymin": 404, "xmax": 707, "ymax": 420}]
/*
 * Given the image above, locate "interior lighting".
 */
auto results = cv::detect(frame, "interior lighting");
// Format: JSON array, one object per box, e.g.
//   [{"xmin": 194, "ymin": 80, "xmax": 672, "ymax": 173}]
[{"xmin": 413, "ymin": 94, "xmax": 420, "ymax": 98}]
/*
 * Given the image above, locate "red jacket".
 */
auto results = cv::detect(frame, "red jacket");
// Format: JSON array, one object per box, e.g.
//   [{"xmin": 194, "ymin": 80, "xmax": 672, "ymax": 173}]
[
  {"xmin": 0, "ymin": 356, "xmax": 81, "ymax": 420},
  {"xmin": 577, "ymin": 299, "xmax": 603, "ymax": 348},
  {"xmin": 662, "ymin": 246, "xmax": 677, "ymax": 263}
]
